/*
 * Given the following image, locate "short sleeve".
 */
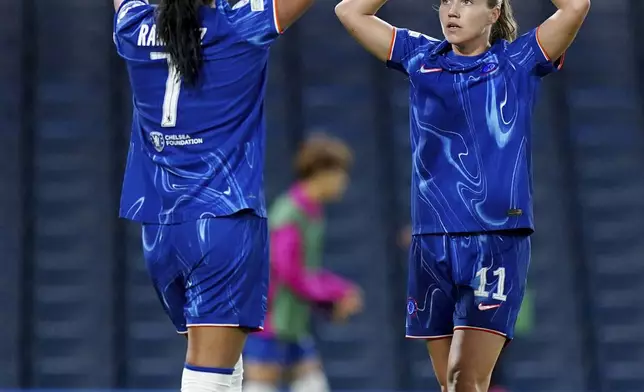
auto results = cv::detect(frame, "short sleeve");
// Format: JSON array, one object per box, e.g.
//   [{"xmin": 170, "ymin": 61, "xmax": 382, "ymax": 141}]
[
  {"xmin": 221, "ymin": 0, "xmax": 282, "ymax": 46},
  {"xmin": 506, "ymin": 27, "xmax": 565, "ymax": 78},
  {"xmin": 386, "ymin": 28, "xmax": 440, "ymax": 75},
  {"xmin": 113, "ymin": 0, "xmax": 152, "ymax": 52}
]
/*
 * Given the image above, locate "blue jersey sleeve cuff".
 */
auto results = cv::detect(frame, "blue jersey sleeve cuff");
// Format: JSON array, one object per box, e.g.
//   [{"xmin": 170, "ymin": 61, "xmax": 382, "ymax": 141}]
[{"xmin": 533, "ymin": 27, "xmax": 565, "ymax": 75}]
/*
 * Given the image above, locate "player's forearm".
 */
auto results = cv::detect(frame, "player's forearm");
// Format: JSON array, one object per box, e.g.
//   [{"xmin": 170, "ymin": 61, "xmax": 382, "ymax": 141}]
[
  {"xmin": 551, "ymin": 0, "xmax": 591, "ymax": 13},
  {"xmin": 335, "ymin": 0, "xmax": 394, "ymax": 62},
  {"xmin": 335, "ymin": 0, "xmax": 388, "ymax": 17}
]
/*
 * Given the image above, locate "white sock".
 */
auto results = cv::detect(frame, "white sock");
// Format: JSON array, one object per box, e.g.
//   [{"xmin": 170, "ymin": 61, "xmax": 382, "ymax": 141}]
[
  {"xmin": 243, "ymin": 380, "xmax": 278, "ymax": 392},
  {"xmin": 231, "ymin": 356, "xmax": 243, "ymax": 392},
  {"xmin": 182, "ymin": 364, "xmax": 234, "ymax": 392},
  {"xmin": 290, "ymin": 370, "xmax": 329, "ymax": 392}
]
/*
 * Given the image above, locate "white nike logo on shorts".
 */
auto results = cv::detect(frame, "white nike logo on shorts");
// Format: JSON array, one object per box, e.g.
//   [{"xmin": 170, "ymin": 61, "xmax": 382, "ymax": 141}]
[{"xmin": 478, "ymin": 303, "xmax": 501, "ymax": 311}]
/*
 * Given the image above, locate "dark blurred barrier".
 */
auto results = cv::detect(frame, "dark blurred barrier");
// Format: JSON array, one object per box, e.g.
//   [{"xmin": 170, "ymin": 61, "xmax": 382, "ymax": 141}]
[{"xmin": 3, "ymin": 0, "xmax": 644, "ymax": 391}]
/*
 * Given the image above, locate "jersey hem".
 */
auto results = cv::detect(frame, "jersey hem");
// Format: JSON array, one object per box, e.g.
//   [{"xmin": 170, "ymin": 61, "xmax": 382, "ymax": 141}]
[
  {"xmin": 411, "ymin": 225, "xmax": 534, "ymax": 236},
  {"xmin": 120, "ymin": 206, "xmax": 268, "ymax": 224}
]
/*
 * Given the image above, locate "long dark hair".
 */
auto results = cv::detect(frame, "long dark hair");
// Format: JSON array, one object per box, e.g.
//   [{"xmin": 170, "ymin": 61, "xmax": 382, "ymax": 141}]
[
  {"xmin": 489, "ymin": 0, "xmax": 518, "ymax": 43},
  {"xmin": 157, "ymin": 0, "xmax": 204, "ymax": 86}
]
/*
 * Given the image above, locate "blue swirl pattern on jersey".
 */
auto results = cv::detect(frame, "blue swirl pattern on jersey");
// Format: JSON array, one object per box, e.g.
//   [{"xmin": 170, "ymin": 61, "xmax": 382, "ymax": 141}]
[
  {"xmin": 388, "ymin": 28, "xmax": 562, "ymax": 235},
  {"xmin": 113, "ymin": 0, "xmax": 281, "ymax": 223}
]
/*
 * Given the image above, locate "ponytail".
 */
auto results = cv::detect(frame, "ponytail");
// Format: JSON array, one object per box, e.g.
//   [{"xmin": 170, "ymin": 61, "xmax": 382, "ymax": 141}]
[
  {"xmin": 489, "ymin": 0, "xmax": 518, "ymax": 43},
  {"xmin": 157, "ymin": 0, "xmax": 203, "ymax": 86}
]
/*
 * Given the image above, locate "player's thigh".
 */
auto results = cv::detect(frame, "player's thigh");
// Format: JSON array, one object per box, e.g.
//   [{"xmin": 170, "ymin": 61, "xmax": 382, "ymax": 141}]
[
  {"xmin": 447, "ymin": 328, "xmax": 505, "ymax": 389},
  {"xmin": 406, "ymin": 235, "xmax": 456, "ymax": 340},
  {"xmin": 141, "ymin": 223, "xmax": 188, "ymax": 333},
  {"xmin": 243, "ymin": 334, "xmax": 289, "ymax": 384},
  {"xmin": 425, "ymin": 337, "xmax": 452, "ymax": 391},
  {"xmin": 187, "ymin": 326, "xmax": 248, "ymax": 368}
]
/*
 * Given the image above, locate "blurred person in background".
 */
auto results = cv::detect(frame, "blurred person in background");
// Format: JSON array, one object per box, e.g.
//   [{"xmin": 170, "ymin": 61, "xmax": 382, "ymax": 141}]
[
  {"xmin": 336, "ymin": 0, "xmax": 589, "ymax": 390},
  {"xmin": 112, "ymin": 0, "xmax": 317, "ymax": 390},
  {"xmin": 243, "ymin": 134, "xmax": 363, "ymax": 392}
]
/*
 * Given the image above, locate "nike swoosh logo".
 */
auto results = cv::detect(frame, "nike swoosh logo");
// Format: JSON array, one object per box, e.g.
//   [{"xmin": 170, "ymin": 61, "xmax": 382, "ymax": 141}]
[
  {"xmin": 223, "ymin": 187, "xmax": 232, "ymax": 196},
  {"xmin": 478, "ymin": 303, "xmax": 501, "ymax": 311},
  {"xmin": 420, "ymin": 66, "xmax": 442, "ymax": 74}
]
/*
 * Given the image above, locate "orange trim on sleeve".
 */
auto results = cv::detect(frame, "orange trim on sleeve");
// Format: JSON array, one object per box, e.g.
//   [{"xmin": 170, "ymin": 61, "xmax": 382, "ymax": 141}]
[
  {"xmin": 556, "ymin": 50, "xmax": 566, "ymax": 70},
  {"xmin": 273, "ymin": 0, "xmax": 283, "ymax": 34},
  {"xmin": 387, "ymin": 27, "xmax": 397, "ymax": 61},
  {"xmin": 535, "ymin": 25, "xmax": 552, "ymax": 61},
  {"xmin": 536, "ymin": 25, "xmax": 565, "ymax": 69}
]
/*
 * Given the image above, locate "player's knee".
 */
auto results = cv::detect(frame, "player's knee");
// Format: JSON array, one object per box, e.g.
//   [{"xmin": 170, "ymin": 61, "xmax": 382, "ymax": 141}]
[{"xmin": 447, "ymin": 366, "xmax": 489, "ymax": 392}]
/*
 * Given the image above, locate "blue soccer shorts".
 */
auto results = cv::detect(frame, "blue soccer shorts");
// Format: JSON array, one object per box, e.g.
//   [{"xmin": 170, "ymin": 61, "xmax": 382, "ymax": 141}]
[
  {"xmin": 243, "ymin": 334, "xmax": 318, "ymax": 367},
  {"xmin": 141, "ymin": 209, "xmax": 269, "ymax": 333},
  {"xmin": 406, "ymin": 233, "xmax": 530, "ymax": 340}
]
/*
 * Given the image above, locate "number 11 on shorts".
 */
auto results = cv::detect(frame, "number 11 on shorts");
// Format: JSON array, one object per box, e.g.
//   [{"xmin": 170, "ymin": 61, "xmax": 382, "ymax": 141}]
[{"xmin": 474, "ymin": 267, "xmax": 507, "ymax": 301}]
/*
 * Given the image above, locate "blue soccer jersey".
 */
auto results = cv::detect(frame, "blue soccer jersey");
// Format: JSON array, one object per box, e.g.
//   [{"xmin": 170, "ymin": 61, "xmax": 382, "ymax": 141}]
[
  {"xmin": 388, "ymin": 28, "xmax": 563, "ymax": 235},
  {"xmin": 113, "ymin": 0, "xmax": 282, "ymax": 224}
]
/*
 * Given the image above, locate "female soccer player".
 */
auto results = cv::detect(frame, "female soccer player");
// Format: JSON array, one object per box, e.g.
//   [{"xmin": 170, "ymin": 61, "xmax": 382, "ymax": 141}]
[
  {"xmin": 335, "ymin": 0, "xmax": 589, "ymax": 390},
  {"xmin": 243, "ymin": 134, "xmax": 363, "ymax": 392},
  {"xmin": 112, "ymin": 0, "xmax": 316, "ymax": 390}
]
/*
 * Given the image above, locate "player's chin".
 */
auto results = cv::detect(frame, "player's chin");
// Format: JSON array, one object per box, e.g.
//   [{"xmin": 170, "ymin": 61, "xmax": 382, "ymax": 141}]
[
  {"xmin": 444, "ymin": 34, "xmax": 466, "ymax": 46},
  {"xmin": 443, "ymin": 30, "xmax": 474, "ymax": 46}
]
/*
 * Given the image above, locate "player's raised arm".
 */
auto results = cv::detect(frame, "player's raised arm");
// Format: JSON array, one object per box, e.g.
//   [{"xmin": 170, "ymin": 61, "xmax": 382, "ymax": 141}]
[
  {"xmin": 334, "ymin": 0, "xmax": 394, "ymax": 62},
  {"xmin": 274, "ymin": 0, "xmax": 316, "ymax": 31},
  {"xmin": 537, "ymin": 0, "xmax": 590, "ymax": 61}
]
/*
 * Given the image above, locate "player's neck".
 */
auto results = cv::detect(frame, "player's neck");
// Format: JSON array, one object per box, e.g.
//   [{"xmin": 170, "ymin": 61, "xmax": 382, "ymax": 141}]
[{"xmin": 451, "ymin": 37, "xmax": 491, "ymax": 57}]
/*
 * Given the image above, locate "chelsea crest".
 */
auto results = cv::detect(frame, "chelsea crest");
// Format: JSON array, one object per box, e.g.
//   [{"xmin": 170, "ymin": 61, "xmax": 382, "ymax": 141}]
[{"xmin": 149, "ymin": 131, "xmax": 165, "ymax": 152}]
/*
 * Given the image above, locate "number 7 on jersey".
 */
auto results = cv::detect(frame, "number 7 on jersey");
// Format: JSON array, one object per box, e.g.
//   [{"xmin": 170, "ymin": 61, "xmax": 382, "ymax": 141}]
[{"xmin": 151, "ymin": 52, "xmax": 181, "ymax": 128}]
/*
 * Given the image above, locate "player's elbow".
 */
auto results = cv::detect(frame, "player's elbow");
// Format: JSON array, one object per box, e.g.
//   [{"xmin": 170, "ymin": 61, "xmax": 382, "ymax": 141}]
[
  {"xmin": 335, "ymin": 1, "xmax": 351, "ymax": 20},
  {"xmin": 335, "ymin": 0, "xmax": 362, "ymax": 21},
  {"xmin": 565, "ymin": 0, "xmax": 590, "ymax": 15}
]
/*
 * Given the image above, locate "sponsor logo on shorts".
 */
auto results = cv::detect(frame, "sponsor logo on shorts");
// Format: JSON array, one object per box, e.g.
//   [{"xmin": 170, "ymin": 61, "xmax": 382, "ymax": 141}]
[{"xmin": 478, "ymin": 303, "xmax": 501, "ymax": 311}]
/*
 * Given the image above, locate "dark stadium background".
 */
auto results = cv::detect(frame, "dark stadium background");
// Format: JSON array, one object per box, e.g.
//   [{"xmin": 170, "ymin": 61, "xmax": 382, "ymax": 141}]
[{"xmin": 2, "ymin": 0, "xmax": 644, "ymax": 391}]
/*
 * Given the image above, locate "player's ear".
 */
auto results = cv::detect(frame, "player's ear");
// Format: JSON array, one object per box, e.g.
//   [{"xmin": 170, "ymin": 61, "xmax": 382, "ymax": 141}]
[{"xmin": 489, "ymin": 6, "xmax": 500, "ymax": 25}]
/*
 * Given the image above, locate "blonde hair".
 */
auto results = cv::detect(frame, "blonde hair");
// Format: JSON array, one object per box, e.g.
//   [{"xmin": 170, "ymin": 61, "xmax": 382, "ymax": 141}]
[{"xmin": 489, "ymin": 0, "xmax": 518, "ymax": 43}]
